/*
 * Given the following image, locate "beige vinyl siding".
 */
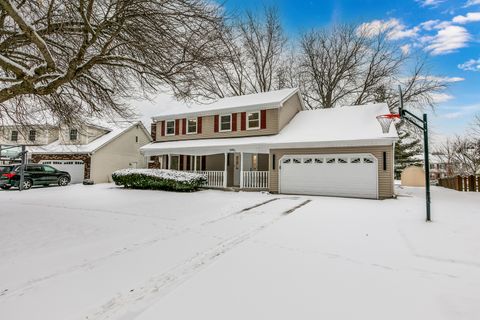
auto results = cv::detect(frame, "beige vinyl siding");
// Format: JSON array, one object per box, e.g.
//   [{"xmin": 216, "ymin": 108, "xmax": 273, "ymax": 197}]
[
  {"xmin": 269, "ymin": 145, "xmax": 394, "ymax": 199},
  {"xmin": 278, "ymin": 93, "xmax": 303, "ymax": 130},
  {"xmin": 0, "ymin": 126, "xmax": 59, "ymax": 145},
  {"xmin": 90, "ymin": 125, "xmax": 151, "ymax": 183},
  {"xmin": 59, "ymin": 125, "xmax": 108, "ymax": 145},
  {"xmin": 154, "ymin": 109, "xmax": 279, "ymax": 142}
]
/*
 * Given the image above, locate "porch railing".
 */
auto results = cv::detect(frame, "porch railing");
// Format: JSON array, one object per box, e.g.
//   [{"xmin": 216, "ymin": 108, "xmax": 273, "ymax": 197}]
[
  {"xmin": 192, "ymin": 170, "xmax": 224, "ymax": 188},
  {"xmin": 243, "ymin": 171, "xmax": 269, "ymax": 189}
]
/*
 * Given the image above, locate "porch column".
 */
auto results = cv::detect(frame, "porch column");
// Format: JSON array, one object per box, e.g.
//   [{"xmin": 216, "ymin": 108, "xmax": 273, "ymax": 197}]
[
  {"xmin": 168, "ymin": 154, "xmax": 171, "ymax": 169},
  {"xmin": 240, "ymin": 152, "xmax": 244, "ymax": 189},
  {"xmin": 223, "ymin": 152, "xmax": 228, "ymax": 188},
  {"xmin": 194, "ymin": 155, "xmax": 197, "ymax": 171}
]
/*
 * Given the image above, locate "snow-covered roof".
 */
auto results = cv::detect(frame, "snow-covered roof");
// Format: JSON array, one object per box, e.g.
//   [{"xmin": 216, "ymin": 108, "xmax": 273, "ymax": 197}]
[
  {"xmin": 151, "ymin": 88, "xmax": 302, "ymax": 120},
  {"xmin": 29, "ymin": 121, "xmax": 148, "ymax": 155},
  {"xmin": 141, "ymin": 103, "xmax": 398, "ymax": 156}
]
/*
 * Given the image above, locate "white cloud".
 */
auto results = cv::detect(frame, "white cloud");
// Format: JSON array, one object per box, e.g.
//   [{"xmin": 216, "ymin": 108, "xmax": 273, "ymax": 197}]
[
  {"xmin": 452, "ymin": 12, "xmax": 480, "ymax": 23},
  {"xmin": 458, "ymin": 57, "xmax": 480, "ymax": 71},
  {"xmin": 424, "ymin": 25, "xmax": 470, "ymax": 55},
  {"xmin": 425, "ymin": 76, "xmax": 465, "ymax": 82},
  {"xmin": 442, "ymin": 111, "xmax": 464, "ymax": 119},
  {"xmin": 400, "ymin": 44, "xmax": 411, "ymax": 55},
  {"xmin": 416, "ymin": 0, "xmax": 444, "ymax": 7},
  {"xmin": 420, "ymin": 19, "xmax": 452, "ymax": 30},
  {"xmin": 357, "ymin": 18, "xmax": 419, "ymax": 40},
  {"xmin": 464, "ymin": 0, "xmax": 480, "ymax": 7},
  {"xmin": 431, "ymin": 92, "xmax": 454, "ymax": 103}
]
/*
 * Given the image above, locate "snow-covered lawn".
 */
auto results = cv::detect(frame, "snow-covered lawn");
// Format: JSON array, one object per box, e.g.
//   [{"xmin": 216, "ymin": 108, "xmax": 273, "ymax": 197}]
[{"xmin": 0, "ymin": 184, "xmax": 479, "ymax": 320}]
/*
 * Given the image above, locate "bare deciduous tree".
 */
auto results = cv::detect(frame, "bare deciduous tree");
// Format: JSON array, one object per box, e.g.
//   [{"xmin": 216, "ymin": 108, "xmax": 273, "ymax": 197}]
[
  {"xmin": 298, "ymin": 24, "xmax": 447, "ymax": 111},
  {"xmin": 436, "ymin": 136, "xmax": 480, "ymax": 176},
  {"xmin": 179, "ymin": 6, "xmax": 287, "ymax": 100},
  {"xmin": 470, "ymin": 114, "xmax": 480, "ymax": 137},
  {"xmin": 0, "ymin": 0, "xmax": 224, "ymax": 125}
]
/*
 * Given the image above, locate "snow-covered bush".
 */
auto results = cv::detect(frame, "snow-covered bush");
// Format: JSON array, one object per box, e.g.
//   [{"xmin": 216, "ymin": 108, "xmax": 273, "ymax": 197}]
[{"xmin": 111, "ymin": 169, "xmax": 207, "ymax": 192}]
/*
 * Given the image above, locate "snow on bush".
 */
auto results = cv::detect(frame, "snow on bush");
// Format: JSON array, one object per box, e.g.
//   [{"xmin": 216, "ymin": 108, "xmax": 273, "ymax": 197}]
[{"xmin": 112, "ymin": 169, "xmax": 207, "ymax": 192}]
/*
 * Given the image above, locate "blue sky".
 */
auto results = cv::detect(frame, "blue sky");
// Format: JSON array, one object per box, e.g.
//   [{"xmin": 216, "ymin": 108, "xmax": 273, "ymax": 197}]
[{"xmin": 223, "ymin": 0, "xmax": 480, "ymax": 141}]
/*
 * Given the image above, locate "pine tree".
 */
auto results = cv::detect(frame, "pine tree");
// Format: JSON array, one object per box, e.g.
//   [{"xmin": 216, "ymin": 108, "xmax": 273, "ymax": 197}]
[{"xmin": 394, "ymin": 127, "xmax": 423, "ymax": 179}]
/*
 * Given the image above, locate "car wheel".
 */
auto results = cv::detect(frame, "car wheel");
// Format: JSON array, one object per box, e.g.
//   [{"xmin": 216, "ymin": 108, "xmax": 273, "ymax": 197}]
[
  {"xmin": 58, "ymin": 176, "xmax": 70, "ymax": 186},
  {"xmin": 23, "ymin": 179, "xmax": 33, "ymax": 190},
  {"xmin": 1, "ymin": 185, "xmax": 11, "ymax": 190}
]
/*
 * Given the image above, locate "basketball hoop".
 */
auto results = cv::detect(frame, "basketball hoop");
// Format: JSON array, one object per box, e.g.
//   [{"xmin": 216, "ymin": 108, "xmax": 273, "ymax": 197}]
[{"xmin": 376, "ymin": 114, "xmax": 400, "ymax": 134}]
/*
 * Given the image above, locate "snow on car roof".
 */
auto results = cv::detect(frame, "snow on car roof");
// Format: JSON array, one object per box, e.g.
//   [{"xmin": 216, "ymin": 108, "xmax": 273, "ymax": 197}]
[
  {"xmin": 141, "ymin": 103, "xmax": 398, "ymax": 156},
  {"xmin": 152, "ymin": 88, "xmax": 301, "ymax": 120}
]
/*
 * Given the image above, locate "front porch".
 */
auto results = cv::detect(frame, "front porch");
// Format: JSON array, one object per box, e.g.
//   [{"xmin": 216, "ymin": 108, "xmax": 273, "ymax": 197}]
[{"xmin": 152, "ymin": 152, "xmax": 269, "ymax": 190}]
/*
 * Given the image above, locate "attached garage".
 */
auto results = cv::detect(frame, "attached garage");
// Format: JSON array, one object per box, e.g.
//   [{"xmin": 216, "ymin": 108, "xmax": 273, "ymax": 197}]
[
  {"xmin": 39, "ymin": 160, "xmax": 85, "ymax": 184},
  {"xmin": 279, "ymin": 153, "xmax": 378, "ymax": 199}
]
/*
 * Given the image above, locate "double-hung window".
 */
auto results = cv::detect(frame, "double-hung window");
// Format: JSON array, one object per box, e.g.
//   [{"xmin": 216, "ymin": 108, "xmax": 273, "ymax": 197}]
[
  {"xmin": 220, "ymin": 114, "xmax": 231, "ymax": 132},
  {"xmin": 10, "ymin": 130, "xmax": 18, "ymax": 141},
  {"xmin": 29, "ymin": 130, "xmax": 36, "ymax": 141},
  {"xmin": 165, "ymin": 120, "xmax": 175, "ymax": 135},
  {"xmin": 69, "ymin": 129, "xmax": 78, "ymax": 141},
  {"xmin": 187, "ymin": 118, "xmax": 197, "ymax": 134},
  {"xmin": 247, "ymin": 111, "xmax": 260, "ymax": 130}
]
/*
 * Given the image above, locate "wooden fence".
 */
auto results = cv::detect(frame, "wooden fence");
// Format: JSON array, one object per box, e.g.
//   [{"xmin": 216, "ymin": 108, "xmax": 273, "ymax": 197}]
[{"xmin": 438, "ymin": 175, "xmax": 480, "ymax": 192}]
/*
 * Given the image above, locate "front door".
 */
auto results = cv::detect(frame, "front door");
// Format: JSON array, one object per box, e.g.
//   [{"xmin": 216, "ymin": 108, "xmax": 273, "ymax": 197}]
[{"xmin": 233, "ymin": 153, "xmax": 241, "ymax": 187}]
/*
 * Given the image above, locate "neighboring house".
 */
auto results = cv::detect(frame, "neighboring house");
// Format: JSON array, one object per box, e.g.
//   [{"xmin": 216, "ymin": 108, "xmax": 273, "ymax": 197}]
[
  {"xmin": 141, "ymin": 88, "xmax": 398, "ymax": 199},
  {"xmin": 0, "ymin": 124, "xmax": 59, "ymax": 146},
  {"xmin": 27, "ymin": 122, "xmax": 151, "ymax": 183},
  {"xmin": 429, "ymin": 154, "xmax": 454, "ymax": 180}
]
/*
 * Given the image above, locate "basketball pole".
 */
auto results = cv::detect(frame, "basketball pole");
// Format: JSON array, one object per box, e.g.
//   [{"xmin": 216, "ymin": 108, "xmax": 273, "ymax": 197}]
[{"xmin": 398, "ymin": 85, "xmax": 431, "ymax": 222}]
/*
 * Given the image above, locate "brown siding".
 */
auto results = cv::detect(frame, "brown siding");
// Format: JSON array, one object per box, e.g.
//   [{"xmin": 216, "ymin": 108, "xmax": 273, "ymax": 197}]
[
  {"xmin": 269, "ymin": 145, "xmax": 394, "ymax": 199},
  {"xmin": 154, "ymin": 109, "xmax": 279, "ymax": 142}
]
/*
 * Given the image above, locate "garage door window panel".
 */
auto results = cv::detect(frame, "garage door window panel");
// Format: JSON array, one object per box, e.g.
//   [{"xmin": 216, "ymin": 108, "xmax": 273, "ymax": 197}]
[{"xmin": 363, "ymin": 157, "xmax": 374, "ymax": 163}]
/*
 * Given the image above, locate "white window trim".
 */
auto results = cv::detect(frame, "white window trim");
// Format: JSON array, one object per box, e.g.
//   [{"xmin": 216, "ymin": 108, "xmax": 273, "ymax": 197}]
[
  {"xmin": 165, "ymin": 120, "xmax": 175, "ymax": 136},
  {"xmin": 29, "ymin": 130, "xmax": 36, "ymax": 141},
  {"xmin": 10, "ymin": 130, "xmax": 18, "ymax": 141},
  {"xmin": 69, "ymin": 128, "xmax": 78, "ymax": 141},
  {"xmin": 246, "ymin": 111, "xmax": 261, "ymax": 130},
  {"xmin": 187, "ymin": 118, "xmax": 197, "ymax": 135},
  {"xmin": 219, "ymin": 114, "xmax": 232, "ymax": 132}
]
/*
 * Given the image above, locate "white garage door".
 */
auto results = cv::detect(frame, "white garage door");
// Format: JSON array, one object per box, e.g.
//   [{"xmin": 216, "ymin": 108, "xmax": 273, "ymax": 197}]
[
  {"xmin": 279, "ymin": 154, "xmax": 378, "ymax": 199},
  {"xmin": 40, "ymin": 160, "xmax": 85, "ymax": 184}
]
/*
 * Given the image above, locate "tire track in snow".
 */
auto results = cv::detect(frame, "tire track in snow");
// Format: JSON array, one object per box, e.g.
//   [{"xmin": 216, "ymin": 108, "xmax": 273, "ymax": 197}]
[
  {"xmin": 84, "ymin": 198, "xmax": 309, "ymax": 320},
  {"xmin": 0, "ymin": 197, "xmax": 299, "ymax": 302}
]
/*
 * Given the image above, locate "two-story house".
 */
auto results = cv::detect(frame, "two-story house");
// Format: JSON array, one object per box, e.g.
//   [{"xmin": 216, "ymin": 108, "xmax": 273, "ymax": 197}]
[
  {"xmin": 2, "ymin": 121, "xmax": 152, "ymax": 184},
  {"xmin": 141, "ymin": 88, "xmax": 398, "ymax": 199},
  {"xmin": 0, "ymin": 124, "xmax": 59, "ymax": 147}
]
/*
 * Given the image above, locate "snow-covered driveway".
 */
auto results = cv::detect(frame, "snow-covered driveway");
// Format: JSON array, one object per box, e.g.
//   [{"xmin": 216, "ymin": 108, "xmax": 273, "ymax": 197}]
[{"xmin": 1, "ymin": 184, "xmax": 479, "ymax": 320}]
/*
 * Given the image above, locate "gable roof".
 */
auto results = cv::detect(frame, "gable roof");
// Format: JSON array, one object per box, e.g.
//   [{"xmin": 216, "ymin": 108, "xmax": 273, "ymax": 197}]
[
  {"xmin": 141, "ymin": 103, "xmax": 398, "ymax": 156},
  {"xmin": 151, "ymin": 88, "xmax": 302, "ymax": 121},
  {"xmin": 29, "ymin": 121, "xmax": 150, "ymax": 155}
]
